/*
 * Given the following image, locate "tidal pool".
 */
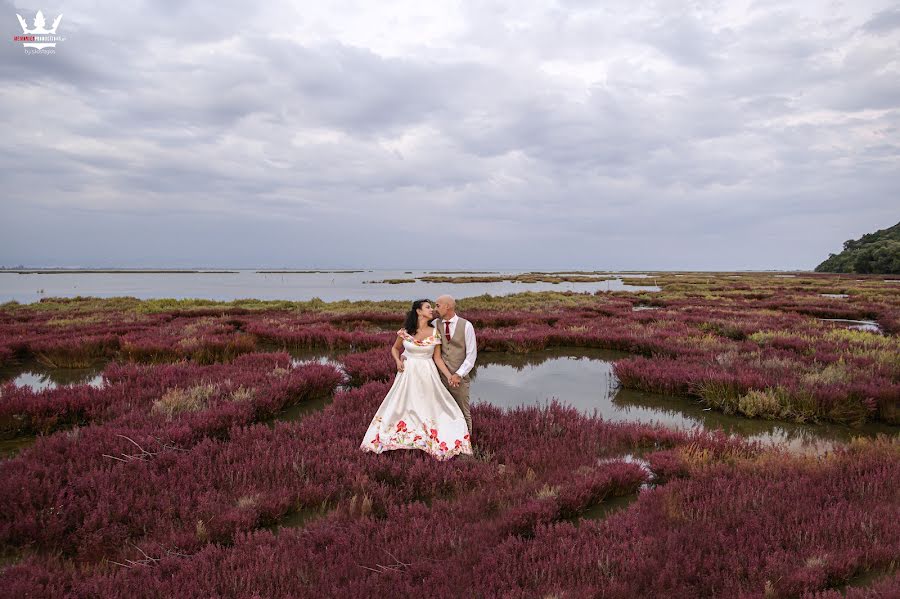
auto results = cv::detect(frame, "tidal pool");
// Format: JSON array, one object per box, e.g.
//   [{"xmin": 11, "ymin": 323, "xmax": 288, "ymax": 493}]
[
  {"xmin": 0, "ymin": 362, "xmax": 105, "ymax": 394},
  {"xmin": 577, "ymin": 493, "xmax": 639, "ymax": 522},
  {"xmin": 0, "ymin": 345, "xmax": 343, "ymax": 395},
  {"xmin": 0, "ymin": 435, "xmax": 37, "ymax": 458},
  {"xmin": 817, "ymin": 318, "xmax": 882, "ymax": 333},
  {"xmin": 469, "ymin": 348, "xmax": 897, "ymax": 455},
  {"xmin": 2, "ymin": 347, "xmax": 895, "ymax": 457}
]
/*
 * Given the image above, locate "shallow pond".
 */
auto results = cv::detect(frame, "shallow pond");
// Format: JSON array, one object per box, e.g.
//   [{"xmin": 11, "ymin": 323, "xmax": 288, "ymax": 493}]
[
  {"xmin": 469, "ymin": 348, "xmax": 897, "ymax": 454},
  {"xmin": 0, "ymin": 367, "xmax": 104, "ymax": 393},
  {"xmin": 0, "ymin": 435, "xmax": 37, "ymax": 458},
  {"xmin": 2, "ymin": 347, "xmax": 895, "ymax": 457},
  {"xmin": 265, "ymin": 504, "xmax": 330, "ymax": 533},
  {"xmin": 817, "ymin": 318, "xmax": 882, "ymax": 333},
  {"xmin": 0, "ymin": 346, "xmax": 342, "ymax": 396},
  {"xmin": 578, "ymin": 493, "xmax": 639, "ymax": 522}
]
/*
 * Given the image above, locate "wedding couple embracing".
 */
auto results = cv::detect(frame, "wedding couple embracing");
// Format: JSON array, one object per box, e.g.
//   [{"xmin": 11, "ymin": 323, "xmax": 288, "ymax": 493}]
[{"xmin": 359, "ymin": 295, "xmax": 476, "ymax": 461}]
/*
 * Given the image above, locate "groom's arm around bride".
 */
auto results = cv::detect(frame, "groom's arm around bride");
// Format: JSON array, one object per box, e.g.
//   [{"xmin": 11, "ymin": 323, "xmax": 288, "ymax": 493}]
[{"xmin": 431, "ymin": 294, "xmax": 476, "ymax": 437}]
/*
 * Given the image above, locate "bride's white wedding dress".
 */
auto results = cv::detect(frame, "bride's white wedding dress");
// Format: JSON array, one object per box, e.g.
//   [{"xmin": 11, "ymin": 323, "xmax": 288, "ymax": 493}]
[{"xmin": 360, "ymin": 328, "xmax": 473, "ymax": 461}]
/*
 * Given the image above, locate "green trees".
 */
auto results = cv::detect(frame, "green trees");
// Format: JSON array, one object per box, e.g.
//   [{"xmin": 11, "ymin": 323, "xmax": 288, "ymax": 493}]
[{"xmin": 815, "ymin": 221, "xmax": 900, "ymax": 274}]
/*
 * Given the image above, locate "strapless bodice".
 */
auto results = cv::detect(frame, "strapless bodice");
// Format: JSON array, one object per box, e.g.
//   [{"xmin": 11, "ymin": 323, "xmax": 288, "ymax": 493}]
[
  {"xmin": 404, "ymin": 339, "xmax": 437, "ymax": 359},
  {"xmin": 397, "ymin": 329, "xmax": 440, "ymax": 360}
]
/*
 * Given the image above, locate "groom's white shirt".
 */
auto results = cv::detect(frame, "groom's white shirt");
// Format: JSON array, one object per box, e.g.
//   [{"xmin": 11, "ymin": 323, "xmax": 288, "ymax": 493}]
[{"xmin": 431, "ymin": 314, "xmax": 477, "ymax": 377}]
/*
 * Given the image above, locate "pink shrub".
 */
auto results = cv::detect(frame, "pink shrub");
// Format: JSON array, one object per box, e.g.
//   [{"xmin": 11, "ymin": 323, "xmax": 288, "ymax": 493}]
[
  {"xmin": 340, "ymin": 347, "xmax": 397, "ymax": 385},
  {"xmin": 0, "ymin": 344, "xmax": 14, "ymax": 367},
  {"xmin": 0, "ymin": 353, "xmax": 344, "ymax": 436},
  {"xmin": 119, "ymin": 317, "xmax": 257, "ymax": 364},
  {"xmin": 3, "ymin": 439, "xmax": 895, "ymax": 598},
  {"xmin": 0, "ymin": 277, "xmax": 897, "ymax": 596},
  {"xmin": 471, "ymin": 441, "xmax": 900, "ymax": 598},
  {"xmin": 243, "ymin": 318, "xmax": 391, "ymax": 351},
  {"xmin": 29, "ymin": 333, "xmax": 120, "ymax": 367}
]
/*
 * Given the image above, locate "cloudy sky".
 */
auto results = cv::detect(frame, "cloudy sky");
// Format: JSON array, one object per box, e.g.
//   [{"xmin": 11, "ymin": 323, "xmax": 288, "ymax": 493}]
[{"xmin": 1, "ymin": 0, "xmax": 898, "ymax": 271}]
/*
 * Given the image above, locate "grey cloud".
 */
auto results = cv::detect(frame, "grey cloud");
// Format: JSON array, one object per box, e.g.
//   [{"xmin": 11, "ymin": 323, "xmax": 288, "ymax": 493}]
[
  {"xmin": 862, "ymin": 7, "xmax": 900, "ymax": 34},
  {"xmin": 640, "ymin": 14, "xmax": 726, "ymax": 68},
  {"xmin": 1, "ymin": 0, "xmax": 898, "ymax": 271}
]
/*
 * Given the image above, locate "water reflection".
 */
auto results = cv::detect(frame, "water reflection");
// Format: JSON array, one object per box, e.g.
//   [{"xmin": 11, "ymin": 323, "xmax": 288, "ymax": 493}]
[
  {"xmin": 3, "ymin": 347, "xmax": 895, "ymax": 456},
  {"xmin": 817, "ymin": 318, "xmax": 882, "ymax": 333},
  {"xmin": 578, "ymin": 493, "xmax": 638, "ymax": 522},
  {"xmin": 0, "ymin": 365, "xmax": 104, "ymax": 393},
  {"xmin": 0, "ymin": 345, "xmax": 344, "ymax": 395},
  {"xmin": 0, "ymin": 435, "xmax": 37, "ymax": 459},
  {"xmin": 258, "ymin": 343, "xmax": 349, "ymax": 369},
  {"xmin": 470, "ymin": 348, "xmax": 897, "ymax": 455},
  {"xmin": 0, "ymin": 363, "xmax": 103, "ymax": 459},
  {"xmin": 0, "ymin": 269, "xmax": 660, "ymax": 304},
  {"xmin": 597, "ymin": 453, "xmax": 654, "ymax": 482},
  {"xmin": 264, "ymin": 504, "xmax": 330, "ymax": 534},
  {"xmin": 266, "ymin": 394, "xmax": 332, "ymax": 425},
  {"xmin": 290, "ymin": 355, "xmax": 346, "ymax": 370}
]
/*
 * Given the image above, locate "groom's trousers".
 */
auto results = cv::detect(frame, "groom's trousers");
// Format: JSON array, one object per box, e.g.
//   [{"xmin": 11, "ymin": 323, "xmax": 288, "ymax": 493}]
[{"xmin": 442, "ymin": 373, "xmax": 472, "ymax": 437}]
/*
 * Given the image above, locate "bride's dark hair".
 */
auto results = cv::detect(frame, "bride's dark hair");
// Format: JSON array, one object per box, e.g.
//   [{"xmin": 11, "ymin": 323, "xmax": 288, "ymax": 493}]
[{"xmin": 403, "ymin": 299, "xmax": 432, "ymax": 336}]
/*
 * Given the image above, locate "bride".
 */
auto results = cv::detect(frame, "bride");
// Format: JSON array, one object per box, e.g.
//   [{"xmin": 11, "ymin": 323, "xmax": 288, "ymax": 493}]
[{"xmin": 360, "ymin": 299, "xmax": 473, "ymax": 461}]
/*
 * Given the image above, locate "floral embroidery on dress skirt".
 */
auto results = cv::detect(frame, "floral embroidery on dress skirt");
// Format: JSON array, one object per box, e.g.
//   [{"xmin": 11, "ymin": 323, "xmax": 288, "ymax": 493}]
[{"xmin": 362, "ymin": 418, "xmax": 472, "ymax": 461}]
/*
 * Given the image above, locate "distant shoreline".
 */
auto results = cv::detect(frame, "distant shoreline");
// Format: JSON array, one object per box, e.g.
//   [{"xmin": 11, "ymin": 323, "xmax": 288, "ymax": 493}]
[
  {"xmin": 0, "ymin": 269, "xmax": 241, "ymax": 274},
  {"xmin": 0, "ymin": 269, "xmax": 372, "ymax": 274},
  {"xmin": 0, "ymin": 268, "xmax": 820, "ymax": 274}
]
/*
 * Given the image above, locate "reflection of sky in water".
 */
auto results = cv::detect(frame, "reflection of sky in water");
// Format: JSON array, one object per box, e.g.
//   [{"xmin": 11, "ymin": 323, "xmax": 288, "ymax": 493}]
[
  {"xmin": 470, "ymin": 354, "xmax": 896, "ymax": 455},
  {"xmin": 291, "ymin": 356, "xmax": 345, "ymax": 371},
  {"xmin": 0, "ymin": 370, "xmax": 104, "ymax": 394},
  {"xmin": 474, "ymin": 357, "xmax": 641, "ymax": 422},
  {"xmin": 1, "ymin": 355, "xmax": 343, "ymax": 396},
  {"xmin": 2, "ymin": 349, "xmax": 895, "ymax": 456},
  {"xmin": 817, "ymin": 318, "xmax": 882, "ymax": 333},
  {"xmin": 471, "ymin": 357, "xmax": 704, "ymax": 433}
]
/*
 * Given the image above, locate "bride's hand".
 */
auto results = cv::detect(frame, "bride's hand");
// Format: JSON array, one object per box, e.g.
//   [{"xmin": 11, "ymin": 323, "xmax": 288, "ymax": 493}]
[{"xmin": 396, "ymin": 360, "xmax": 405, "ymax": 373}]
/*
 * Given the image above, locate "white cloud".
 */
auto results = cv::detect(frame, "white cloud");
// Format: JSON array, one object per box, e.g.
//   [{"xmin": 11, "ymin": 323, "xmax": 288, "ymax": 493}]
[{"xmin": 0, "ymin": 0, "xmax": 897, "ymax": 269}]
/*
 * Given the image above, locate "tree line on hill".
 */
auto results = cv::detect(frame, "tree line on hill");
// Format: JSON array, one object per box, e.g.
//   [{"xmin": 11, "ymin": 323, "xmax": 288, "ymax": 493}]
[{"xmin": 815, "ymin": 221, "xmax": 900, "ymax": 274}]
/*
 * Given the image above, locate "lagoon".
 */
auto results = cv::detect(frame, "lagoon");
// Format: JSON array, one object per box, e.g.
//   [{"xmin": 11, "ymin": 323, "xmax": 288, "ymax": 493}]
[{"xmin": 0, "ymin": 269, "xmax": 660, "ymax": 304}]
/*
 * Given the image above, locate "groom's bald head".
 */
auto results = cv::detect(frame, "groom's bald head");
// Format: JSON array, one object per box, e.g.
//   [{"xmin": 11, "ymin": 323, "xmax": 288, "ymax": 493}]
[{"xmin": 435, "ymin": 295, "xmax": 456, "ymax": 318}]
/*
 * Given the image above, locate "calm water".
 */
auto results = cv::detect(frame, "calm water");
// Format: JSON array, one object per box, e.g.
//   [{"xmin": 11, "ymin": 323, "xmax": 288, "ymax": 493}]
[
  {"xmin": 468, "ymin": 348, "xmax": 897, "ymax": 454},
  {"xmin": 0, "ymin": 270, "xmax": 659, "ymax": 304},
  {"xmin": 3, "ymin": 347, "xmax": 894, "ymax": 457}
]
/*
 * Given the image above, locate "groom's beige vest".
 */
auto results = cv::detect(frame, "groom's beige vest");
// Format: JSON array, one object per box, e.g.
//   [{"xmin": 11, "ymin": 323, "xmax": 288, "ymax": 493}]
[{"xmin": 435, "ymin": 316, "xmax": 470, "ymax": 377}]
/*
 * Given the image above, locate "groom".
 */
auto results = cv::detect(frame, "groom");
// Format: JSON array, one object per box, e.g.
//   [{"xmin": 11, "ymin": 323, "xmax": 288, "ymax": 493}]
[{"xmin": 432, "ymin": 294, "xmax": 477, "ymax": 439}]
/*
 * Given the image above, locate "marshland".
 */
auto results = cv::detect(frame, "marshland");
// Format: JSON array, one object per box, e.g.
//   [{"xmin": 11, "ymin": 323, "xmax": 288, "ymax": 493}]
[{"xmin": 0, "ymin": 271, "xmax": 898, "ymax": 596}]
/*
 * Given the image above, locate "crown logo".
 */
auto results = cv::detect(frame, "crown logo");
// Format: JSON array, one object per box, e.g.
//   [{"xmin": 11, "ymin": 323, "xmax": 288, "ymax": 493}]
[
  {"xmin": 16, "ymin": 10, "xmax": 62, "ymax": 34},
  {"xmin": 15, "ymin": 10, "xmax": 64, "ymax": 50}
]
